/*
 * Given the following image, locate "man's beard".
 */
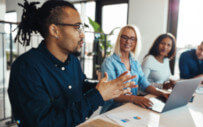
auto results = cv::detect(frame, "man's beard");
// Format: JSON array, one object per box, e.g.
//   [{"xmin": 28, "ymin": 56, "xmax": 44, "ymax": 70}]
[
  {"xmin": 72, "ymin": 40, "xmax": 82, "ymax": 57},
  {"xmin": 72, "ymin": 51, "xmax": 81, "ymax": 57}
]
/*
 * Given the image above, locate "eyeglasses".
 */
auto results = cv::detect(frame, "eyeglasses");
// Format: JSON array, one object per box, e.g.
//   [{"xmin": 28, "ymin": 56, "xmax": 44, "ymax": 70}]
[
  {"xmin": 55, "ymin": 23, "xmax": 84, "ymax": 34},
  {"xmin": 121, "ymin": 35, "xmax": 136, "ymax": 42}
]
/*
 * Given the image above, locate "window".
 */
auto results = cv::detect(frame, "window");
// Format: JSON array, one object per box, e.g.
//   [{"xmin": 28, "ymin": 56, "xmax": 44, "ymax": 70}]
[
  {"xmin": 174, "ymin": 0, "xmax": 203, "ymax": 78},
  {"xmin": 102, "ymin": 3, "xmax": 128, "ymax": 46},
  {"xmin": 177, "ymin": 0, "xmax": 203, "ymax": 48},
  {"xmin": 102, "ymin": 3, "xmax": 128, "ymax": 34},
  {"xmin": 4, "ymin": 11, "xmax": 17, "ymax": 69},
  {"xmin": 74, "ymin": 1, "xmax": 96, "ymax": 79}
]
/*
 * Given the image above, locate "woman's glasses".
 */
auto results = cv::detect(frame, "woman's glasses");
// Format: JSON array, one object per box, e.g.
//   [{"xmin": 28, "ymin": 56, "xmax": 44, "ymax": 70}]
[{"xmin": 121, "ymin": 35, "xmax": 136, "ymax": 43}]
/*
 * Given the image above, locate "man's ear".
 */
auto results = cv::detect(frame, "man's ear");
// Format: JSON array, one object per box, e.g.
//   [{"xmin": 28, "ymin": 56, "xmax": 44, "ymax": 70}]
[{"xmin": 49, "ymin": 24, "xmax": 59, "ymax": 39}]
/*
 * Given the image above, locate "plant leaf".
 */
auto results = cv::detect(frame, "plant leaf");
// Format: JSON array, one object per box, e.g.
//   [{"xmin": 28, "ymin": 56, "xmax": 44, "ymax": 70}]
[{"xmin": 88, "ymin": 17, "xmax": 102, "ymax": 32}]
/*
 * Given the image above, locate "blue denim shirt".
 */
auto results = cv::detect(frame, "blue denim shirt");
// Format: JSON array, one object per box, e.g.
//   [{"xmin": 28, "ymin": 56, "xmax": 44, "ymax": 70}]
[
  {"xmin": 8, "ymin": 41, "xmax": 104, "ymax": 127},
  {"xmin": 100, "ymin": 53, "xmax": 150, "ymax": 113}
]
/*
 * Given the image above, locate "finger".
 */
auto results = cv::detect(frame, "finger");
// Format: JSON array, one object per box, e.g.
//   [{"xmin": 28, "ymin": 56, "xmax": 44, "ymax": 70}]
[
  {"xmin": 126, "ymin": 92, "xmax": 132, "ymax": 95},
  {"xmin": 117, "ymin": 72, "xmax": 137, "ymax": 82},
  {"xmin": 143, "ymin": 98, "xmax": 152, "ymax": 105},
  {"xmin": 122, "ymin": 75, "xmax": 137, "ymax": 83},
  {"xmin": 171, "ymin": 80, "xmax": 176, "ymax": 85},
  {"xmin": 167, "ymin": 94, "xmax": 170, "ymax": 99},
  {"xmin": 123, "ymin": 81, "xmax": 137, "ymax": 88},
  {"xmin": 172, "ymin": 82, "xmax": 176, "ymax": 86},
  {"xmin": 149, "ymin": 100, "xmax": 153, "ymax": 105},
  {"xmin": 143, "ymin": 101, "xmax": 153, "ymax": 108},
  {"xmin": 145, "ymin": 98, "xmax": 153, "ymax": 106},
  {"xmin": 100, "ymin": 72, "xmax": 108, "ymax": 83},
  {"xmin": 170, "ymin": 84, "xmax": 174, "ymax": 88},
  {"xmin": 123, "ymin": 88, "xmax": 131, "ymax": 94},
  {"xmin": 163, "ymin": 94, "xmax": 170, "ymax": 99},
  {"xmin": 118, "ymin": 71, "xmax": 128, "ymax": 77},
  {"xmin": 139, "ymin": 103, "xmax": 146, "ymax": 108}
]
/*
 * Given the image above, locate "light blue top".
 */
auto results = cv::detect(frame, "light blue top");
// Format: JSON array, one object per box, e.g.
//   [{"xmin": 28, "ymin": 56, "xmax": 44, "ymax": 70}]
[
  {"xmin": 142, "ymin": 55, "xmax": 171, "ymax": 88},
  {"xmin": 100, "ymin": 53, "xmax": 150, "ymax": 113},
  {"xmin": 101, "ymin": 53, "xmax": 150, "ymax": 94}
]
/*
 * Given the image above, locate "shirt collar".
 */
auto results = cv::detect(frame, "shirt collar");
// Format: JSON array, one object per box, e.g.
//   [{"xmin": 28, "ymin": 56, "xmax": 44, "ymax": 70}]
[{"xmin": 38, "ymin": 40, "xmax": 71, "ymax": 67}]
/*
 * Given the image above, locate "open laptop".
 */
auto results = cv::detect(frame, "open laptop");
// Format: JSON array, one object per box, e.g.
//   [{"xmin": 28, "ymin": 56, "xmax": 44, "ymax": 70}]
[{"xmin": 148, "ymin": 77, "xmax": 203, "ymax": 113}]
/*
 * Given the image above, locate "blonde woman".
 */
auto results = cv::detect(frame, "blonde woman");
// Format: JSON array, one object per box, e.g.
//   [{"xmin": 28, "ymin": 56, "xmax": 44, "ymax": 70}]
[{"xmin": 100, "ymin": 25, "xmax": 169, "ymax": 113}]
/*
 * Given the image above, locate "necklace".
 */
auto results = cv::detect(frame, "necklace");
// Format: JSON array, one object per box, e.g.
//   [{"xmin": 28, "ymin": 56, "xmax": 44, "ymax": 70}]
[{"xmin": 121, "ymin": 57, "xmax": 131, "ymax": 71}]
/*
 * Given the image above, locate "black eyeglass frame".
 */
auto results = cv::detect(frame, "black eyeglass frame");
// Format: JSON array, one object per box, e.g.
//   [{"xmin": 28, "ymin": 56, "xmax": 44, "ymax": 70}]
[
  {"xmin": 120, "ymin": 35, "xmax": 136, "ymax": 42},
  {"xmin": 55, "ymin": 23, "xmax": 84, "ymax": 33}
]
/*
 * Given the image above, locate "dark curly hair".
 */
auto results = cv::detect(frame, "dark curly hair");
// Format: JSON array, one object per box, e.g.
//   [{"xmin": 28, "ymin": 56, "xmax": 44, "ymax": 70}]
[
  {"xmin": 146, "ymin": 33, "xmax": 176, "ymax": 59},
  {"xmin": 15, "ymin": 0, "xmax": 76, "ymax": 46}
]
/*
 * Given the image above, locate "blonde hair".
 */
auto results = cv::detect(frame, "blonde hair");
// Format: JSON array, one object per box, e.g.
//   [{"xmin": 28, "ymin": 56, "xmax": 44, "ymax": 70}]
[{"xmin": 114, "ymin": 24, "xmax": 141, "ymax": 60}]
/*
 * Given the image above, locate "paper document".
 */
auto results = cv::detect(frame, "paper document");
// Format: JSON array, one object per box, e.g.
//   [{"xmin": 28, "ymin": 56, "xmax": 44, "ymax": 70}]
[{"xmin": 106, "ymin": 111, "xmax": 147, "ymax": 127}]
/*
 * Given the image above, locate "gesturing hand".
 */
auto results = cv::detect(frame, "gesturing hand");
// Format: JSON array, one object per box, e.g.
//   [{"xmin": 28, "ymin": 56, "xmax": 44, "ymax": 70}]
[{"xmin": 96, "ymin": 71, "xmax": 137, "ymax": 101}]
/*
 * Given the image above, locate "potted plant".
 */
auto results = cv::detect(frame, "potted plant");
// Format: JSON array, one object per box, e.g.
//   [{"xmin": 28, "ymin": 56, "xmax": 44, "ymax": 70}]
[{"xmin": 86, "ymin": 17, "xmax": 119, "ymax": 79}]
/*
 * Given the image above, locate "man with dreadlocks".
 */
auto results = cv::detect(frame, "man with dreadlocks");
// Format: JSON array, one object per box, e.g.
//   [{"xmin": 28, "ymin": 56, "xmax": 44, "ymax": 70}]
[{"xmin": 8, "ymin": 0, "xmax": 137, "ymax": 127}]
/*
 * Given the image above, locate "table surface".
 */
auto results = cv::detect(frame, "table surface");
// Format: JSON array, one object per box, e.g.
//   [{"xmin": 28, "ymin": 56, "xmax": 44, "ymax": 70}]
[{"xmin": 79, "ymin": 87, "xmax": 203, "ymax": 127}]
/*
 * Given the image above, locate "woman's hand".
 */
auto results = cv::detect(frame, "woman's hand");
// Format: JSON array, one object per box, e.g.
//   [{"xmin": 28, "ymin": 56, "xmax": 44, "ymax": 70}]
[
  {"xmin": 161, "ymin": 93, "xmax": 170, "ymax": 99},
  {"xmin": 131, "ymin": 96, "xmax": 153, "ymax": 108},
  {"xmin": 163, "ymin": 80, "xmax": 176, "ymax": 89}
]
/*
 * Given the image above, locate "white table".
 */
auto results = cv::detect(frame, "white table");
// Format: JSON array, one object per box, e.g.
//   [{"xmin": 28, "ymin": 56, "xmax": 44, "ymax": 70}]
[{"xmin": 79, "ymin": 92, "xmax": 203, "ymax": 127}]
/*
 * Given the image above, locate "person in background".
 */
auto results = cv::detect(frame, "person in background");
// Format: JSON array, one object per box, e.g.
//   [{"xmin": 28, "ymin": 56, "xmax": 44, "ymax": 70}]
[
  {"xmin": 179, "ymin": 41, "xmax": 203, "ymax": 79},
  {"xmin": 142, "ymin": 33, "xmax": 176, "ymax": 89},
  {"xmin": 100, "ymin": 25, "xmax": 169, "ymax": 113},
  {"xmin": 8, "ymin": 1, "xmax": 137, "ymax": 127}
]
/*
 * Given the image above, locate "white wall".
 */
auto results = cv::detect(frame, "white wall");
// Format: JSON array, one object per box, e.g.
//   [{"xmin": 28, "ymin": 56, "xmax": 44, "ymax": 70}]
[
  {"xmin": 0, "ymin": 0, "xmax": 5, "ymax": 31},
  {"xmin": 0, "ymin": 0, "xmax": 6, "ymax": 88},
  {"xmin": 128, "ymin": 0, "xmax": 169, "ymax": 62}
]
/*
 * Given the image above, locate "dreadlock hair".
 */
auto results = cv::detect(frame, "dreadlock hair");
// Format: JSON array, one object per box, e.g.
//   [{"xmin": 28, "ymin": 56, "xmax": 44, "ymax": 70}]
[
  {"xmin": 145, "ymin": 33, "xmax": 176, "ymax": 59},
  {"xmin": 15, "ymin": 0, "xmax": 76, "ymax": 46}
]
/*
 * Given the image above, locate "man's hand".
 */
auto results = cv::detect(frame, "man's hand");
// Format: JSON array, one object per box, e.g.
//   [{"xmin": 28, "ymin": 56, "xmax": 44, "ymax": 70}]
[
  {"xmin": 96, "ymin": 71, "xmax": 137, "ymax": 101},
  {"xmin": 131, "ymin": 96, "xmax": 153, "ymax": 108}
]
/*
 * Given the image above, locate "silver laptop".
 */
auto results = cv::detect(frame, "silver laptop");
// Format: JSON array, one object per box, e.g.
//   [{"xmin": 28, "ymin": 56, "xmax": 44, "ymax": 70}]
[{"xmin": 149, "ymin": 77, "xmax": 203, "ymax": 113}]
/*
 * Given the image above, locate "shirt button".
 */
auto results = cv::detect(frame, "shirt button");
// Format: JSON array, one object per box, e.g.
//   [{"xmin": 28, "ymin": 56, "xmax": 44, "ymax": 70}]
[
  {"xmin": 68, "ymin": 85, "xmax": 72, "ymax": 89},
  {"xmin": 61, "ymin": 67, "xmax": 65, "ymax": 71},
  {"xmin": 85, "ymin": 117, "xmax": 88, "ymax": 120},
  {"xmin": 55, "ymin": 64, "xmax": 58, "ymax": 67}
]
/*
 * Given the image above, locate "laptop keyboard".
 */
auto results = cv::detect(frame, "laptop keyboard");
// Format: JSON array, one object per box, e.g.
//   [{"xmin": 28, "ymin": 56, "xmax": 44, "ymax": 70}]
[{"xmin": 149, "ymin": 97, "xmax": 165, "ymax": 112}]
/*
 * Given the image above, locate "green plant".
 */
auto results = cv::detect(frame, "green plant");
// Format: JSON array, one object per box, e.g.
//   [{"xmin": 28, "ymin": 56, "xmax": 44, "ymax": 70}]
[
  {"xmin": 86, "ymin": 17, "xmax": 120, "ymax": 79},
  {"xmin": 87, "ymin": 17, "xmax": 119, "ymax": 57}
]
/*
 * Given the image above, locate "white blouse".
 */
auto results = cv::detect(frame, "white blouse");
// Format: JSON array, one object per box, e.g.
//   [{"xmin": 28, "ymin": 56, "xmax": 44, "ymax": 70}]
[{"xmin": 142, "ymin": 55, "xmax": 171, "ymax": 88}]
